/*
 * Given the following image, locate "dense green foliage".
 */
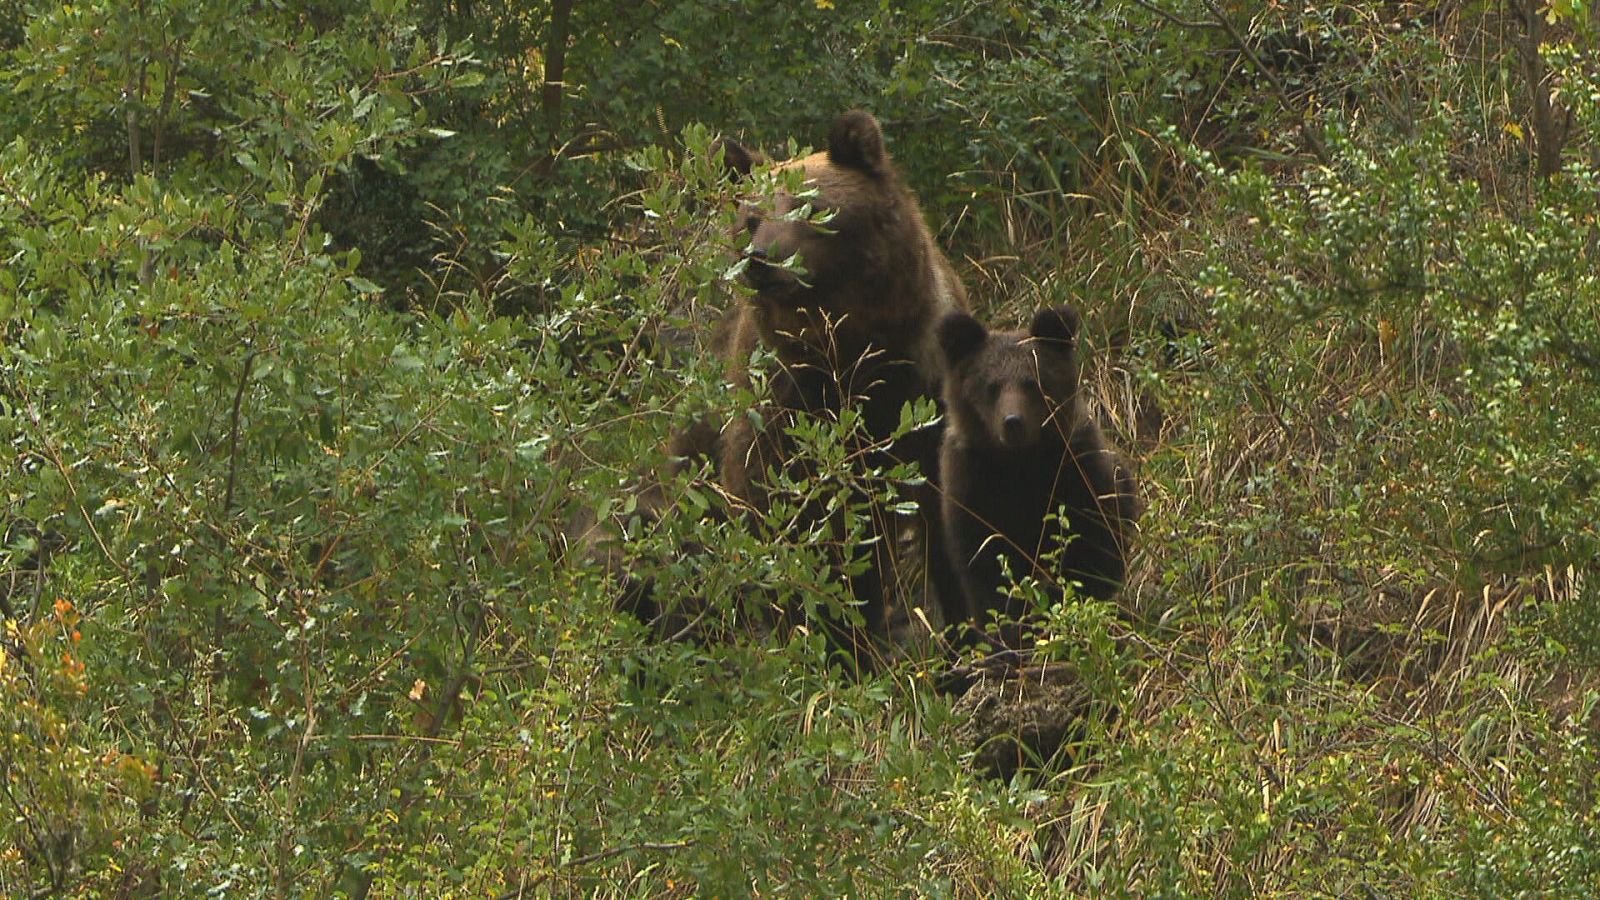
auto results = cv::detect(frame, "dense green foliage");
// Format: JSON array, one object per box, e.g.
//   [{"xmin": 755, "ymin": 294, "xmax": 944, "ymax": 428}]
[{"xmin": 3, "ymin": 0, "xmax": 1597, "ymax": 895}]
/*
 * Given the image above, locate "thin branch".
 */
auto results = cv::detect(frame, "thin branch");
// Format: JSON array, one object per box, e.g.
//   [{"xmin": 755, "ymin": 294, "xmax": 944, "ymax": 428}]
[
  {"xmin": 1143, "ymin": 0, "xmax": 1332, "ymax": 165},
  {"xmin": 123, "ymin": 14, "xmax": 144, "ymax": 180},
  {"xmin": 500, "ymin": 842, "xmax": 695, "ymax": 898},
  {"xmin": 1548, "ymin": 337, "xmax": 1600, "ymax": 381},
  {"xmin": 562, "ymin": 841, "xmax": 694, "ymax": 869},
  {"xmin": 276, "ymin": 635, "xmax": 319, "ymax": 898},
  {"xmin": 30, "ymin": 442, "xmax": 127, "ymax": 577},
  {"xmin": 1194, "ymin": 0, "xmax": 1331, "ymax": 164},
  {"xmin": 220, "ymin": 350, "xmax": 259, "ymax": 519},
  {"xmin": 2, "ymin": 779, "xmax": 60, "ymax": 895},
  {"xmin": 212, "ymin": 347, "xmax": 258, "ymax": 672},
  {"xmin": 349, "ymin": 596, "xmax": 485, "ymax": 900},
  {"xmin": 1129, "ymin": 0, "xmax": 1223, "ymax": 30},
  {"xmin": 154, "ymin": 34, "xmax": 183, "ymax": 170}
]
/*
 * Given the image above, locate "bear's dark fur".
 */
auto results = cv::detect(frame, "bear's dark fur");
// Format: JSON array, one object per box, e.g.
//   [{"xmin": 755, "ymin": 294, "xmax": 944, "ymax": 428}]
[
  {"xmin": 938, "ymin": 305, "xmax": 1141, "ymax": 651},
  {"xmin": 713, "ymin": 111, "xmax": 965, "ymax": 501},
  {"xmin": 704, "ymin": 111, "xmax": 970, "ymax": 667}
]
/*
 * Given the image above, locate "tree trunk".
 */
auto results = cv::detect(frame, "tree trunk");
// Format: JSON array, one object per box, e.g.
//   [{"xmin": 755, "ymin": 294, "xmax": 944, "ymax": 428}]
[
  {"xmin": 542, "ymin": 0, "xmax": 575, "ymax": 155},
  {"xmin": 1511, "ymin": 0, "xmax": 1571, "ymax": 179}
]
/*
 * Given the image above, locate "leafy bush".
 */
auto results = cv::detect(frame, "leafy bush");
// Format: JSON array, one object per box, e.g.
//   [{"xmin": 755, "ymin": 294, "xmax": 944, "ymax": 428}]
[{"xmin": 4, "ymin": 1, "xmax": 1599, "ymax": 896}]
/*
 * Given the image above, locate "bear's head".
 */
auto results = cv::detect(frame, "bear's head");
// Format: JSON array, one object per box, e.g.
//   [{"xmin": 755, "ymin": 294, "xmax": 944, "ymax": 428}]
[
  {"xmin": 938, "ymin": 306, "xmax": 1085, "ymax": 452},
  {"xmin": 718, "ymin": 111, "xmax": 948, "ymax": 370}
]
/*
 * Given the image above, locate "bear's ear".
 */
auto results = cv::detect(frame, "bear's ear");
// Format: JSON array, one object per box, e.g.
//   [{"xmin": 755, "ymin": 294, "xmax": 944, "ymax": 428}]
[
  {"xmin": 827, "ymin": 110, "xmax": 887, "ymax": 176},
  {"xmin": 711, "ymin": 139, "xmax": 764, "ymax": 181},
  {"xmin": 938, "ymin": 312, "xmax": 988, "ymax": 367},
  {"xmin": 1029, "ymin": 305, "xmax": 1080, "ymax": 349}
]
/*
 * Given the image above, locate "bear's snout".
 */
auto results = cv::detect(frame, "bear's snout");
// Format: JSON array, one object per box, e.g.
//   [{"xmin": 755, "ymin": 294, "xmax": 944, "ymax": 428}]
[
  {"xmin": 1002, "ymin": 414, "xmax": 1027, "ymax": 445},
  {"xmin": 742, "ymin": 222, "xmax": 807, "ymax": 293},
  {"xmin": 994, "ymin": 389, "xmax": 1040, "ymax": 449},
  {"xmin": 742, "ymin": 255, "xmax": 798, "ymax": 292}
]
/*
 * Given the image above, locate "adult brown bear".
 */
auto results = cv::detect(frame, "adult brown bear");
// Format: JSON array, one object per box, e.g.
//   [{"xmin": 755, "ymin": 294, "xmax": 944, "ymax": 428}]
[
  {"xmin": 937, "ymin": 305, "xmax": 1142, "ymax": 652},
  {"xmin": 703, "ymin": 111, "xmax": 970, "ymax": 668}
]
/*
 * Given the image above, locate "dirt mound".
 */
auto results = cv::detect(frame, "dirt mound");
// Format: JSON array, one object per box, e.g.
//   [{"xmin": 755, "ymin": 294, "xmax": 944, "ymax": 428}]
[{"xmin": 949, "ymin": 659, "xmax": 1096, "ymax": 781}]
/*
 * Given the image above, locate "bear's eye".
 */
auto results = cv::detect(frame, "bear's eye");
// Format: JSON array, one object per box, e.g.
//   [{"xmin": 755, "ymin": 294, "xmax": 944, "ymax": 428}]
[
  {"xmin": 1021, "ymin": 377, "xmax": 1041, "ymax": 394},
  {"xmin": 985, "ymin": 381, "xmax": 1002, "ymax": 400},
  {"xmin": 742, "ymin": 213, "xmax": 761, "ymax": 235}
]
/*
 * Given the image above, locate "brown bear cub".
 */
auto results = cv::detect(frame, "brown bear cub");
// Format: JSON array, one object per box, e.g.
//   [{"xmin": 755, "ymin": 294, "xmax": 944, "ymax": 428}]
[{"xmin": 938, "ymin": 305, "xmax": 1141, "ymax": 651}]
